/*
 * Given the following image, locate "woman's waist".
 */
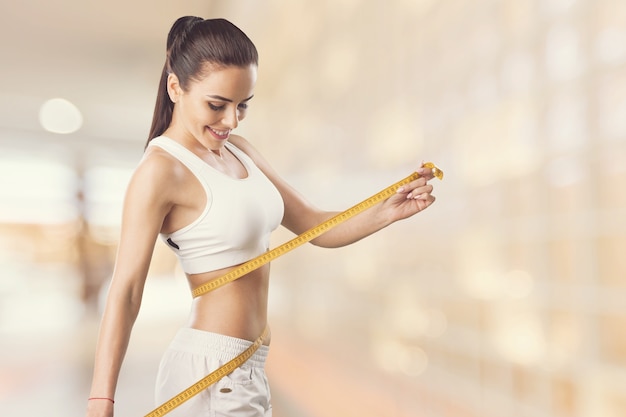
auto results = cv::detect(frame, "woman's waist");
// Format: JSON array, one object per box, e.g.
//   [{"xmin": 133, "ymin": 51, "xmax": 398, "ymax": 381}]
[
  {"xmin": 187, "ymin": 320, "xmax": 272, "ymax": 346},
  {"xmin": 187, "ymin": 263, "xmax": 270, "ymax": 295},
  {"xmin": 167, "ymin": 326, "xmax": 271, "ymax": 366},
  {"xmin": 188, "ymin": 294, "xmax": 270, "ymax": 345}
]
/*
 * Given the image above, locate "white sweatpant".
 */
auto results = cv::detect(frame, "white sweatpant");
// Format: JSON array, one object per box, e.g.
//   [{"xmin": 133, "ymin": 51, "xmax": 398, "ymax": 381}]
[{"xmin": 155, "ymin": 328, "xmax": 272, "ymax": 417}]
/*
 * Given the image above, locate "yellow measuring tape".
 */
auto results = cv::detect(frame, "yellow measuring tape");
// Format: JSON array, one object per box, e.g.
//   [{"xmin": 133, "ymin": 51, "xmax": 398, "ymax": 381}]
[
  {"xmin": 144, "ymin": 163, "xmax": 443, "ymax": 417},
  {"xmin": 192, "ymin": 163, "xmax": 443, "ymax": 298},
  {"xmin": 145, "ymin": 326, "xmax": 269, "ymax": 417}
]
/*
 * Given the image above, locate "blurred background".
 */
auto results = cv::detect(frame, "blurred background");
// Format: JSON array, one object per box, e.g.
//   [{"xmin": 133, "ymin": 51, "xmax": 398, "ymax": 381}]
[{"xmin": 1, "ymin": 0, "xmax": 625, "ymax": 416}]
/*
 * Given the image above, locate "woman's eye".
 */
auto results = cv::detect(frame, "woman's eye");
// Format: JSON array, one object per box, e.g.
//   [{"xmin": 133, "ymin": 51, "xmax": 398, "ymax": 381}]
[{"xmin": 208, "ymin": 102, "xmax": 248, "ymax": 111}]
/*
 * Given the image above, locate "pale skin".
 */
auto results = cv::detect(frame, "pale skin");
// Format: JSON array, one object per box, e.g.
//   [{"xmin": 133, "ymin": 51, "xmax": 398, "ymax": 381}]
[{"xmin": 86, "ymin": 63, "xmax": 436, "ymax": 417}]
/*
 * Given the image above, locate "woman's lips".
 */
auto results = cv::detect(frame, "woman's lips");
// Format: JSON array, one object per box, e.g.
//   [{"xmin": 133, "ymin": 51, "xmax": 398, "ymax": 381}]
[{"xmin": 208, "ymin": 126, "xmax": 230, "ymax": 140}]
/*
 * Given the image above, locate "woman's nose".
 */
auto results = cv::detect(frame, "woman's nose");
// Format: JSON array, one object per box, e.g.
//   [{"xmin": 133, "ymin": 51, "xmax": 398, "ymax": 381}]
[{"xmin": 223, "ymin": 107, "xmax": 239, "ymax": 129}]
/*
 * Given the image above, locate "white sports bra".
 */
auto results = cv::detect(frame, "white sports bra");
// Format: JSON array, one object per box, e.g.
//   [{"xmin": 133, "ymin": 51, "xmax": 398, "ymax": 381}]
[{"xmin": 148, "ymin": 136, "xmax": 284, "ymax": 274}]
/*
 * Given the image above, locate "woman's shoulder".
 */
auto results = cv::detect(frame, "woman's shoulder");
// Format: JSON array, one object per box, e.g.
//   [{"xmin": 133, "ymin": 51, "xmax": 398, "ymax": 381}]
[
  {"xmin": 228, "ymin": 134, "xmax": 252, "ymax": 152},
  {"xmin": 130, "ymin": 145, "xmax": 188, "ymax": 193},
  {"xmin": 228, "ymin": 134, "xmax": 265, "ymax": 164}
]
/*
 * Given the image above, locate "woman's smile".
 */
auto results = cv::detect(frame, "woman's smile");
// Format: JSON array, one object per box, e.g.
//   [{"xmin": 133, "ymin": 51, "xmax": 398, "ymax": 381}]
[{"xmin": 208, "ymin": 126, "xmax": 231, "ymax": 140}]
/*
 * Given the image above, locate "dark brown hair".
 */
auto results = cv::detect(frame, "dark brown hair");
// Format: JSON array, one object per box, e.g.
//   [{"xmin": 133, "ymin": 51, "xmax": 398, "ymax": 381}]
[{"xmin": 146, "ymin": 17, "xmax": 258, "ymax": 146}]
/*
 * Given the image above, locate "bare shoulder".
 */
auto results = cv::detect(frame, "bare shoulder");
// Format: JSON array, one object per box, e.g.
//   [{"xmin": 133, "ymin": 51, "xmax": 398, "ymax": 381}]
[
  {"xmin": 229, "ymin": 134, "xmax": 271, "ymax": 170},
  {"xmin": 229, "ymin": 134, "xmax": 256, "ymax": 156},
  {"xmin": 127, "ymin": 146, "xmax": 186, "ymax": 202}
]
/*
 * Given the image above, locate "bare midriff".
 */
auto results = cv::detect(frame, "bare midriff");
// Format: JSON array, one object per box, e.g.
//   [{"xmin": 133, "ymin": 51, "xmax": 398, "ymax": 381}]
[{"xmin": 186, "ymin": 263, "xmax": 272, "ymax": 345}]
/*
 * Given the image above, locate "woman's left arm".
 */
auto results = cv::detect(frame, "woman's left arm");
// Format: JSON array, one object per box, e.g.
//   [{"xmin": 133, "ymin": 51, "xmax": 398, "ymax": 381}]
[
  {"xmin": 230, "ymin": 135, "xmax": 437, "ymax": 248},
  {"xmin": 315, "ymin": 167, "xmax": 436, "ymax": 247}
]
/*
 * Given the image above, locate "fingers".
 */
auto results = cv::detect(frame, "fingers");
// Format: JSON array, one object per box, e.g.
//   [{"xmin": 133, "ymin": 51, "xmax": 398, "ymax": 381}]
[
  {"xmin": 416, "ymin": 166, "xmax": 435, "ymax": 180},
  {"xmin": 406, "ymin": 184, "xmax": 434, "ymax": 200},
  {"xmin": 397, "ymin": 177, "xmax": 434, "ymax": 200},
  {"xmin": 406, "ymin": 163, "xmax": 439, "ymax": 198}
]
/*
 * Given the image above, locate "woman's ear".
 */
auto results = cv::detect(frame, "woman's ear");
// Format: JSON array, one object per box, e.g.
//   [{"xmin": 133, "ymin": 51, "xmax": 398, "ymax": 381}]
[{"xmin": 166, "ymin": 73, "xmax": 182, "ymax": 103}]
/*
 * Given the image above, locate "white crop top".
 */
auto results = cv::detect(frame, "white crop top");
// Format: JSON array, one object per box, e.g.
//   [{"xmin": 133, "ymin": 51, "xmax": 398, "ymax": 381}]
[{"xmin": 148, "ymin": 136, "xmax": 284, "ymax": 274}]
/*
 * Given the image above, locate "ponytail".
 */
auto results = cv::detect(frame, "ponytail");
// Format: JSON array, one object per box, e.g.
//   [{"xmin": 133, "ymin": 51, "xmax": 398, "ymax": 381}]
[
  {"xmin": 145, "ymin": 16, "xmax": 258, "ymax": 148},
  {"xmin": 146, "ymin": 64, "xmax": 173, "ymax": 146}
]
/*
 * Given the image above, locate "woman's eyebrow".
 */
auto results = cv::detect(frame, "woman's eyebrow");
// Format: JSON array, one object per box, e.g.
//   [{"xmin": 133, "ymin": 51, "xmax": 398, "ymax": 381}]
[{"xmin": 206, "ymin": 94, "xmax": 254, "ymax": 102}]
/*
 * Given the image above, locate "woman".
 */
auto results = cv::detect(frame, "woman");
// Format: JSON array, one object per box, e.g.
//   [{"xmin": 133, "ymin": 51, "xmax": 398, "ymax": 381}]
[{"xmin": 86, "ymin": 16, "xmax": 437, "ymax": 417}]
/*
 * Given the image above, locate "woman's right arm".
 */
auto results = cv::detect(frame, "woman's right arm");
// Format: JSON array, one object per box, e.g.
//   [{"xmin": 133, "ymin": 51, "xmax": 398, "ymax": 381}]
[{"xmin": 86, "ymin": 153, "xmax": 175, "ymax": 417}]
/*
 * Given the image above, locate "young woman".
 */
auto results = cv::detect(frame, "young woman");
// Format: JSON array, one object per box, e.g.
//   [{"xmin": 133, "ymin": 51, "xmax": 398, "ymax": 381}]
[{"xmin": 86, "ymin": 16, "xmax": 437, "ymax": 417}]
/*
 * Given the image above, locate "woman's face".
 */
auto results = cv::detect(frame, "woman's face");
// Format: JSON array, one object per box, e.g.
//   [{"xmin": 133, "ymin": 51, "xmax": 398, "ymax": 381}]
[{"xmin": 168, "ymin": 64, "xmax": 257, "ymax": 149}]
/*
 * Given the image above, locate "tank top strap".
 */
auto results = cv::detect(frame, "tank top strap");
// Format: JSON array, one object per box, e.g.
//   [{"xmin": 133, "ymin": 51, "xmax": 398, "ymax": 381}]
[{"xmin": 148, "ymin": 136, "xmax": 209, "ymax": 177}]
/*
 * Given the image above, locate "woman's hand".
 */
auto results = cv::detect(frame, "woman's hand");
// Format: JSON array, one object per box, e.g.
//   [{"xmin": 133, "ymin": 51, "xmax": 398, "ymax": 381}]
[{"xmin": 382, "ymin": 164, "xmax": 438, "ymax": 222}]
